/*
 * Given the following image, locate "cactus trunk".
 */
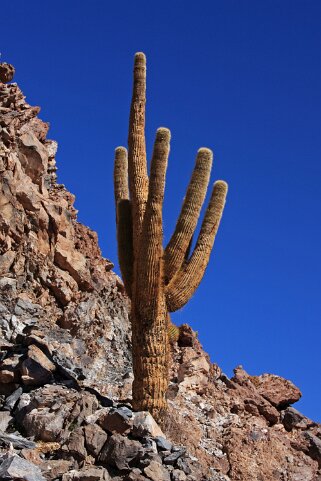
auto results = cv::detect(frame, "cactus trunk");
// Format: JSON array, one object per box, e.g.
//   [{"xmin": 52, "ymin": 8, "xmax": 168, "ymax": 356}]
[{"xmin": 131, "ymin": 296, "xmax": 168, "ymax": 416}]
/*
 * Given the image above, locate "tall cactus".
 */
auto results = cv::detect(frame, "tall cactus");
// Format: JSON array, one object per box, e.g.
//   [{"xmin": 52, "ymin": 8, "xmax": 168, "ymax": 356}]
[{"xmin": 114, "ymin": 52, "xmax": 228, "ymax": 420}]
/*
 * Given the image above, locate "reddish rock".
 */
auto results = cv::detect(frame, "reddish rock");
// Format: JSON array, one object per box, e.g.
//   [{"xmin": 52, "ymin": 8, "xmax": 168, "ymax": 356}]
[
  {"xmin": 251, "ymin": 373, "xmax": 302, "ymax": 408},
  {"xmin": 0, "ymin": 63, "xmax": 15, "ymax": 83},
  {"xmin": 99, "ymin": 408, "xmax": 133, "ymax": 435},
  {"xmin": 84, "ymin": 423, "xmax": 108, "ymax": 457},
  {"xmin": 144, "ymin": 460, "xmax": 170, "ymax": 481},
  {"xmin": 20, "ymin": 344, "xmax": 55, "ymax": 386}
]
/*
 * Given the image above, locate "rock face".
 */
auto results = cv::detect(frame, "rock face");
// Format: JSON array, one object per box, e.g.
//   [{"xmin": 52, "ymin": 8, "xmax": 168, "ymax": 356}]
[
  {"xmin": 0, "ymin": 80, "xmax": 132, "ymax": 399},
  {"xmin": 1, "ymin": 75, "xmax": 321, "ymax": 481}
]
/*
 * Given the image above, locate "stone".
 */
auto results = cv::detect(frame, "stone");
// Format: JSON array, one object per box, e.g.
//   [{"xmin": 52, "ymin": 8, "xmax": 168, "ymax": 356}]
[
  {"xmin": 54, "ymin": 233, "xmax": 91, "ymax": 289},
  {"xmin": 0, "ymin": 249, "xmax": 16, "ymax": 276},
  {"xmin": 62, "ymin": 467, "xmax": 111, "ymax": 480},
  {"xmin": 99, "ymin": 433, "xmax": 143, "ymax": 470},
  {"xmin": 0, "ymin": 431, "xmax": 36, "ymax": 449},
  {"xmin": 84, "ymin": 423, "xmax": 108, "ymax": 457},
  {"xmin": 0, "ymin": 454, "xmax": 46, "ymax": 481},
  {"xmin": 171, "ymin": 469, "xmax": 187, "ymax": 481},
  {"xmin": 177, "ymin": 350, "xmax": 210, "ymax": 392},
  {"xmin": 98, "ymin": 407, "xmax": 133, "ymax": 434},
  {"xmin": 163, "ymin": 450, "xmax": 186, "ymax": 465},
  {"xmin": 123, "ymin": 468, "xmax": 149, "ymax": 481},
  {"xmin": 17, "ymin": 385, "xmax": 98, "ymax": 442},
  {"xmin": 65, "ymin": 427, "xmax": 87, "ymax": 460},
  {"xmin": 4, "ymin": 386, "xmax": 23, "ymax": 410},
  {"xmin": 154, "ymin": 436, "xmax": 173, "ymax": 451},
  {"xmin": 0, "ymin": 63, "xmax": 15, "ymax": 83},
  {"xmin": 0, "ymin": 410, "xmax": 13, "ymax": 430},
  {"xmin": 304, "ymin": 432, "xmax": 321, "ymax": 467},
  {"xmin": 132, "ymin": 411, "xmax": 164, "ymax": 438},
  {"xmin": 281, "ymin": 407, "xmax": 312, "ymax": 431},
  {"xmin": 144, "ymin": 460, "xmax": 171, "ymax": 481},
  {"xmin": 250, "ymin": 373, "xmax": 302, "ymax": 408},
  {"xmin": 176, "ymin": 457, "xmax": 192, "ymax": 475},
  {"xmin": 39, "ymin": 459, "xmax": 74, "ymax": 480},
  {"xmin": 0, "ymin": 354, "xmax": 21, "ymax": 383},
  {"xmin": 21, "ymin": 344, "xmax": 55, "ymax": 386},
  {"xmin": 18, "ymin": 131, "xmax": 48, "ymax": 187}
]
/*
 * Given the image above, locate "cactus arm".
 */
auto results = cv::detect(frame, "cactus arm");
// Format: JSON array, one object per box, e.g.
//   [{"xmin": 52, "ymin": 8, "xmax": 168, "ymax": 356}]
[
  {"xmin": 116, "ymin": 199, "xmax": 133, "ymax": 298},
  {"xmin": 128, "ymin": 52, "xmax": 149, "ymax": 245},
  {"xmin": 114, "ymin": 146, "xmax": 129, "ymax": 208},
  {"xmin": 165, "ymin": 180, "xmax": 228, "ymax": 312},
  {"xmin": 136, "ymin": 128, "xmax": 170, "ymax": 318},
  {"xmin": 164, "ymin": 148, "xmax": 213, "ymax": 283},
  {"xmin": 114, "ymin": 147, "xmax": 133, "ymax": 297}
]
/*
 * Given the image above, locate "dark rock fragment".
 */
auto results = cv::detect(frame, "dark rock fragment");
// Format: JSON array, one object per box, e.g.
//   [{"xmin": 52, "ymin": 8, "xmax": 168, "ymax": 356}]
[
  {"xmin": 0, "ymin": 453, "xmax": 45, "ymax": 481},
  {"xmin": 99, "ymin": 433, "xmax": 143, "ymax": 470},
  {"xmin": 154, "ymin": 435, "xmax": 173, "ymax": 451},
  {"xmin": 84, "ymin": 423, "xmax": 108, "ymax": 457}
]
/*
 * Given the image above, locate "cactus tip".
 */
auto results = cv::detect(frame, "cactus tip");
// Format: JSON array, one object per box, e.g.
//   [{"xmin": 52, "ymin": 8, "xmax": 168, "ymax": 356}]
[
  {"xmin": 198, "ymin": 147, "xmax": 213, "ymax": 157},
  {"xmin": 134, "ymin": 52, "xmax": 146, "ymax": 63},
  {"xmin": 156, "ymin": 127, "xmax": 171, "ymax": 141},
  {"xmin": 115, "ymin": 146, "xmax": 127, "ymax": 154},
  {"xmin": 214, "ymin": 180, "xmax": 228, "ymax": 192}
]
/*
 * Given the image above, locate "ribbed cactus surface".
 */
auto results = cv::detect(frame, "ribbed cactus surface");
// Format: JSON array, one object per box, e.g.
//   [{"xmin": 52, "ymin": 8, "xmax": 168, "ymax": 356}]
[{"xmin": 114, "ymin": 53, "xmax": 228, "ymax": 421}]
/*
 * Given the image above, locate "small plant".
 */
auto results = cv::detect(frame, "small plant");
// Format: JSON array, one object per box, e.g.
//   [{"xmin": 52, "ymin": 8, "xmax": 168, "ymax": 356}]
[{"xmin": 114, "ymin": 53, "xmax": 228, "ymax": 420}]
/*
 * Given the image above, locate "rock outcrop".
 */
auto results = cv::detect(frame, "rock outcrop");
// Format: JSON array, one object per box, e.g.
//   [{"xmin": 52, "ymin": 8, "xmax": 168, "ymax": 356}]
[{"xmin": 1, "ymin": 74, "xmax": 320, "ymax": 480}]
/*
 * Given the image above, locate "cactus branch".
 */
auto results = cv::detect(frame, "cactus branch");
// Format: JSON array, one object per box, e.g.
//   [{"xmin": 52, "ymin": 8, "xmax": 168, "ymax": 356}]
[
  {"xmin": 136, "ymin": 128, "xmax": 170, "ymax": 317},
  {"xmin": 114, "ymin": 147, "xmax": 133, "ymax": 297},
  {"xmin": 164, "ymin": 148, "xmax": 213, "ymax": 283},
  {"xmin": 128, "ymin": 52, "xmax": 149, "ymax": 247},
  {"xmin": 165, "ymin": 180, "xmax": 228, "ymax": 312},
  {"xmin": 114, "ymin": 146, "xmax": 129, "ymax": 206}
]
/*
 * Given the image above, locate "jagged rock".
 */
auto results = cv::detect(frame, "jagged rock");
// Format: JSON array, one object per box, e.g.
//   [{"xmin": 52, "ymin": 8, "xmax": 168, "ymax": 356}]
[
  {"xmin": 39, "ymin": 459, "xmax": 74, "ymax": 480},
  {"xmin": 250, "ymin": 373, "xmax": 302, "ymax": 408},
  {"xmin": 19, "ymin": 131, "xmax": 48, "ymax": 186},
  {"xmin": 304, "ymin": 432, "xmax": 321, "ymax": 467},
  {"xmin": 21, "ymin": 344, "xmax": 56, "ymax": 386},
  {"xmin": 0, "ymin": 410, "xmax": 12, "ymax": 430},
  {"xmin": 154, "ymin": 436, "xmax": 173, "ymax": 451},
  {"xmin": 171, "ymin": 469, "xmax": 187, "ymax": 481},
  {"xmin": 0, "ymin": 63, "xmax": 15, "ymax": 83},
  {"xmin": 54, "ymin": 234, "xmax": 91, "ymax": 290},
  {"xmin": 64, "ymin": 427, "xmax": 87, "ymax": 460},
  {"xmin": 0, "ymin": 354, "xmax": 22, "ymax": 383},
  {"xmin": 0, "ymin": 454, "xmax": 45, "ymax": 481},
  {"xmin": 281, "ymin": 407, "xmax": 313, "ymax": 431},
  {"xmin": 16, "ymin": 385, "xmax": 98, "ymax": 442},
  {"xmin": 98, "ymin": 407, "xmax": 133, "ymax": 434},
  {"xmin": 0, "ymin": 431, "xmax": 36, "ymax": 449},
  {"xmin": 177, "ymin": 347, "xmax": 211, "ymax": 393},
  {"xmin": 132, "ymin": 411, "xmax": 164, "ymax": 438},
  {"xmin": 84, "ymin": 423, "xmax": 108, "ymax": 457},
  {"xmin": 123, "ymin": 468, "xmax": 149, "ymax": 481},
  {"xmin": 62, "ymin": 467, "xmax": 111, "ymax": 481},
  {"xmin": 144, "ymin": 460, "xmax": 171, "ymax": 481},
  {"xmin": 99, "ymin": 433, "xmax": 144, "ymax": 470},
  {"xmin": 3, "ymin": 386, "xmax": 23, "ymax": 410},
  {"xmin": 163, "ymin": 449, "xmax": 186, "ymax": 465}
]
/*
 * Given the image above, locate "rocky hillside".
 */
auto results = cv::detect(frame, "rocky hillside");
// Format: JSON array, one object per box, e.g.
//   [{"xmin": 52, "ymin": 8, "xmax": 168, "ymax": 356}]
[{"xmin": 0, "ymin": 72, "xmax": 320, "ymax": 481}]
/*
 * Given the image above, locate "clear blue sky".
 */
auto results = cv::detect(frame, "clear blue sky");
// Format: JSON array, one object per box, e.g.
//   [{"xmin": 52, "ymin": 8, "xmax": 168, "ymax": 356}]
[{"xmin": 2, "ymin": 1, "xmax": 321, "ymax": 421}]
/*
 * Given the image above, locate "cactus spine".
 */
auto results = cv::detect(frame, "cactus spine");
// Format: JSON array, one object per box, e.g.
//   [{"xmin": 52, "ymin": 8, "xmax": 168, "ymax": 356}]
[{"xmin": 114, "ymin": 53, "xmax": 228, "ymax": 420}]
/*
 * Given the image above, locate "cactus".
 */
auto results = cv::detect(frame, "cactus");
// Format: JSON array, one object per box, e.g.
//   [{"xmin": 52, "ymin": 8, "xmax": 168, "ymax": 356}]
[{"xmin": 114, "ymin": 53, "xmax": 228, "ymax": 420}]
